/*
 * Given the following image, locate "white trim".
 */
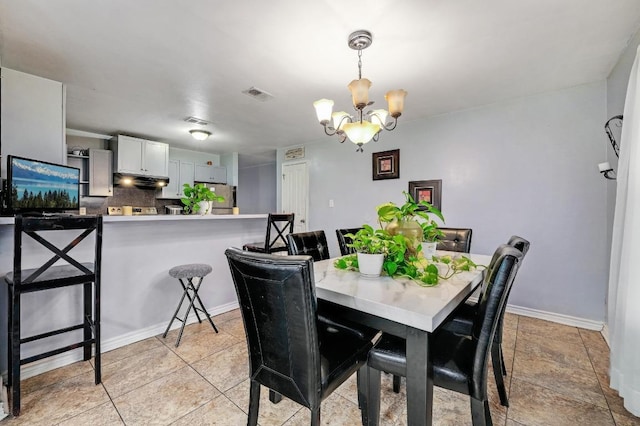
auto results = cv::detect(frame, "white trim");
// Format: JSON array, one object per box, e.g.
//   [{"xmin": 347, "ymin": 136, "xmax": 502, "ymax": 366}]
[
  {"xmin": 66, "ymin": 128, "xmax": 113, "ymax": 140},
  {"xmin": 10, "ymin": 301, "xmax": 239, "ymax": 380},
  {"xmin": 505, "ymin": 304, "xmax": 604, "ymax": 330},
  {"xmin": 466, "ymin": 295, "xmax": 604, "ymax": 331},
  {"xmin": 601, "ymin": 323, "xmax": 611, "ymax": 347}
]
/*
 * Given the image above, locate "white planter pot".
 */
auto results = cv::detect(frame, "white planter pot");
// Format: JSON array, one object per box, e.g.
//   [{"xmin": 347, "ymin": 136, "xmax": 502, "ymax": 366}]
[
  {"xmin": 423, "ymin": 241, "xmax": 437, "ymax": 258},
  {"xmin": 357, "ymin": 252, "xmax": 384, "ymax": 277},
  {"xmin": 197, "ymin": 201, "xmax": 212, "ymax": 215}
]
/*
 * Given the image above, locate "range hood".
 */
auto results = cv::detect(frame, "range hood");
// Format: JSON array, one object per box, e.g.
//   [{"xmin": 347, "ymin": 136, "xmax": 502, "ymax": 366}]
[{"xmin": 113, "ymin": 173, "xmax": 169, "ymax": 189}]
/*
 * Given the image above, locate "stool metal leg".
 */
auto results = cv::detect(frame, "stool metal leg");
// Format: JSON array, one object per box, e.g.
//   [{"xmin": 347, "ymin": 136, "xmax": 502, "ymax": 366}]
[
  {"xmin": 174, "ymin": 277, "xmax": 202, "ymax": 346},
  {"xmin": 163, "ymin": 275, "xmax": 219, "ymax": 347},
  {"xmin": 162, "ymin": 282, "xmax": 190, "ymax": 339}
]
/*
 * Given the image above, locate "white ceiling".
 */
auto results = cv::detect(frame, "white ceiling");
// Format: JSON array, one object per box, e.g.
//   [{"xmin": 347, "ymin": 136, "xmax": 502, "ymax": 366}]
[{"xmin": 1, "ymin": 0, "xmax": 639, "ymax": 166}]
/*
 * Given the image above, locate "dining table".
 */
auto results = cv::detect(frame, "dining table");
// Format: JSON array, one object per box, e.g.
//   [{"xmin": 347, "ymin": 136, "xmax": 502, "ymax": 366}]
[{"xmin": 313, "ymin": 251, "xmax": 492, "ymax": 426}]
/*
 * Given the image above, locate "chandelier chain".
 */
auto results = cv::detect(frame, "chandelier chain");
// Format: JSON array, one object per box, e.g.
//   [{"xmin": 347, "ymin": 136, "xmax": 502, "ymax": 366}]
[{"xmin": 357, "ymin": 49, "xmax": 363, "ymax": 80}]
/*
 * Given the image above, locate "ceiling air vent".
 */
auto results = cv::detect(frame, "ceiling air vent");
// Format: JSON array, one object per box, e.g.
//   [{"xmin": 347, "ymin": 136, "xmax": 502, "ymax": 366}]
[
  {"xmin": 184, "ymin": 116, "xmax": 211, "ymax": 126},
  {"xmin": 242, "ymin": 87, "xmax": 274, "ymax": 102}
]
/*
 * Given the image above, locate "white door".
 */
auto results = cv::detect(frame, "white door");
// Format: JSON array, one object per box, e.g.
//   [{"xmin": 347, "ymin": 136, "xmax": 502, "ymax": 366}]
[{"xmin": 282, "ymin": 162, "xmax": 309, "ymax": 233}]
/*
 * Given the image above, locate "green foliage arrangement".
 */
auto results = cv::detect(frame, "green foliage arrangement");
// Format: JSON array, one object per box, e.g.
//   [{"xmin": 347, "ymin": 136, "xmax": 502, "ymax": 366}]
[
  {"xmin": 377, "ymin": 191, "xmax": 445, "ymax": 242},
  {"xmin": 180, "ymin": 183, "xmax": 225, "ymax": 214},
  {"xmin": 334, "ymin": 191, "xmax": 479, "ymax": 286}
]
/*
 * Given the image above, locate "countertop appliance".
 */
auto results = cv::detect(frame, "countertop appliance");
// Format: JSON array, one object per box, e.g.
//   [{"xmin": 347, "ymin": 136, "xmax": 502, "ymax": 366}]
[
  {"xmin": 108, "ymin": 206, "xmax": 158, "ymax": 216},
  {"xmin": 165, "ymin": 206, "xmax": 183, "ymax": 215}
]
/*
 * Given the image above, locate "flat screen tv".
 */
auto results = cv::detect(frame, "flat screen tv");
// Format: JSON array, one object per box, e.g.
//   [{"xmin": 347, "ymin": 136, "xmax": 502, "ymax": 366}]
[{"xmin": 6, "ymin": 155, "xmax": 80, "ymax": 214}]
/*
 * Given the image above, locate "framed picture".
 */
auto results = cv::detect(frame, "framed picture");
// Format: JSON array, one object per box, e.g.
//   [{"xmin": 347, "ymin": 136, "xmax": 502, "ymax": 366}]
[
  {"xmin": 372, "ymin": 149, "xmax": 400, "ymax": 180},
  {"xmin": 409, "ymin": 180, "xmax": 442, "ymax": 211}
]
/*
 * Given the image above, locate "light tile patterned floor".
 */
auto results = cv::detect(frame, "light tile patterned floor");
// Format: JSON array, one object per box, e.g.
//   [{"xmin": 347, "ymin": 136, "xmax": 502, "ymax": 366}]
[{"xmin": 2, "ymin": 311, "xmax": 639, "ymax": 425}]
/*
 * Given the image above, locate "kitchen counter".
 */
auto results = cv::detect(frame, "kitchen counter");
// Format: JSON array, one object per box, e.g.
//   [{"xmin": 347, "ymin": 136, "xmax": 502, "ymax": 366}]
[
  {"xmin": 0, "ymin": 213, "xmax": 266, "ymax": 225},
  {"xmin": 0, "ymin": 213, "xmax": 269, "ymax": 378}
]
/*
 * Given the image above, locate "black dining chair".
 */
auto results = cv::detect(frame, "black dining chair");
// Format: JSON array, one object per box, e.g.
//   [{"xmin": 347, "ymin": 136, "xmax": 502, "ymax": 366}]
[
  {"xmin": 287, "ymin": 230, "xmax": 330, "ymax": 261},
  {"xmin": 243, "ymin": 213, "xmax": 294, "ymax": 254},
  {"xmin": 436, "ymin": 227, "xmax": 473, "ymax": 252},
  {"xmin": 224, "ymin": 247, "xmax": 373, "ymax": 426},
  {"xmin": 365, "ymin": 245, "xmax": 523, "ymax": 426},
  {"xmin": 390, "ymin": 235, "xmax": 530, "ymax": 406},
  {"xmin": 287, "ymin": 230, "xmax": 379, "ymax": 353},
  {"xmin": 336, "ymin": 227, "xmax": 363, "ymax": 256},
  {"xmin": 439, "ymin": 235, "xmax": 530, "ymax": 406}
]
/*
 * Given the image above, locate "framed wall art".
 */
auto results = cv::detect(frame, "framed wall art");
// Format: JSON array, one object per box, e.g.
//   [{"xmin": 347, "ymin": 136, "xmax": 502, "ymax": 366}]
[
  {"xmin": 409, "ymin": 179, "xmax": 442, "ymax": 211},
  {"xmin": 372, "ymin": 149, "xmax": 400, "ymax": 180}
]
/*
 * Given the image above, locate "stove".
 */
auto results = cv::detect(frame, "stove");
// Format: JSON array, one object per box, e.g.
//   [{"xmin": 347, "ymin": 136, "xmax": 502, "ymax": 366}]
[{"xmin": 108, "ymin": 206, "xmax": 158, "ymax": 216}]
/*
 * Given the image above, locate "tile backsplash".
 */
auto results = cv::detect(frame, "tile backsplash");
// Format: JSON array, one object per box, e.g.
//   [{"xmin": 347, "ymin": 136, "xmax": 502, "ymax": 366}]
[{"xmin": 82, "ymin": 187, "xmax": 181, "ymax": 215}]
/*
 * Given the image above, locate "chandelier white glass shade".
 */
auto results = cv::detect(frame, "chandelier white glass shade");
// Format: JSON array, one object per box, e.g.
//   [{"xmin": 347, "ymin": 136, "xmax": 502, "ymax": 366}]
[
  {"xmin": 313, "ymin": 30, "xmax": 407, "ymax": 152},
  {"xmin": 189, "ymin": 129, "xmax": 211, "ymax": 141}
]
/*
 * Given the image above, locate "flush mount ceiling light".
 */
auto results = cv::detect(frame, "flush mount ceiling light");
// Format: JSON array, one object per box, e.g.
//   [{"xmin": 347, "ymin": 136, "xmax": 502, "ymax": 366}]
[
  {"xmin": 189, "ymin": 129, "xmax": 211, "ymax": 141},
  {"xmin": 313, "ymin": 30, "xmax": 407, "ymax": 152}
]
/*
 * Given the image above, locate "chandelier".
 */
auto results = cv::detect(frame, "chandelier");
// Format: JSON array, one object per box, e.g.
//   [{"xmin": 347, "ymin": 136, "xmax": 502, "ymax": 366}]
[{"xmin": 313, "ymin": 30, "xmax": 407, "ymax": 152}]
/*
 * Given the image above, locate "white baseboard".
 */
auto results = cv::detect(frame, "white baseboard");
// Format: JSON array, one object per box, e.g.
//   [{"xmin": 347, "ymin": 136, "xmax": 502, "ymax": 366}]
[
  {"xmin": 601, "ymin": 324, "xmax": 610, "ymax": 347},
  {"xmin": 505, "ymin": 304, "xmax": 604, "ymax": 331},
  {"xmin": 12, "ymin": 301, "xmax": 240, "ymax": 381},
  {"xmin": 466, "ymin": 295, "xmax": 604, "ymax": 331}
]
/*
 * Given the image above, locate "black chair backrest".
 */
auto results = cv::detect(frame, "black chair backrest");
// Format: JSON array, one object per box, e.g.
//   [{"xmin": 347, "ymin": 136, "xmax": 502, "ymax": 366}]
[
  {"xmin": 287, "ymin": 230, "xmax": 330, "ymax": 261},
  {"xmin": 506, "ymin": 235, "xmax": 530, "ymax": 258},
  {"xmin": 264, "ymin": 213, "xmax": 295, "ymax": 253},
  {"xmin": 475, "ymin": 235, "xmax": 530, "ymax": 302},
  {"xmin": 336, "ymin": 227, "xmax": 362, "ymax": 256},
  {"xmin": 11, "ymin": 215, "xmax": 103, "ymax": 290},
  {"xmin": 436, "ymin": 227, "xmax": 472, "ymax": 252},
  {"xmin": 470, "ymin": 245, "xmax": 522, "ymax": 398},
  {"xmin": 225, "ymin": 247, "xmax": 322, "ymax": 409}
]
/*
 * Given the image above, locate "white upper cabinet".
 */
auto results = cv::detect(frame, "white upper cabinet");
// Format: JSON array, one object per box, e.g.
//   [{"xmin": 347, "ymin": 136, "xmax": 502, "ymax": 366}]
[
  {"xmin": 111, "ymin": 135, "xmax": 169, "ymax": 177},
  {"xmin": 195, "ymin": 164, "xmax": 227, "ymax": 183},
  {"xmin": 88, "ymin": 149, "xmax": 113, "ymax": 196},
  {"xmin": 1, "ymin": 68, "xmax": 65, "ymax": 179},
  {"xmin": 160, "ymin": 159, "xmax": 194, "ymax": 199}
]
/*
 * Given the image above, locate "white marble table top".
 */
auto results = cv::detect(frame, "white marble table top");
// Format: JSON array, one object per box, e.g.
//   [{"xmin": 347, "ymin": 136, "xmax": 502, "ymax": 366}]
[{"xmin": 313, "ymin": 252, "xmax": 492, "ymax": 332}]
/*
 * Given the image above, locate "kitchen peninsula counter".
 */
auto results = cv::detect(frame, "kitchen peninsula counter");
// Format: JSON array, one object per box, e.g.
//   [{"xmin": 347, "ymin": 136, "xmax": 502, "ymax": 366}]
[
  {"xmin": 0, "ymin": 213, "xmax": 266, "ymax": 225},
  {"xmin": 0, "ymin": 213, "xmax": 269, "ymax": 378}
]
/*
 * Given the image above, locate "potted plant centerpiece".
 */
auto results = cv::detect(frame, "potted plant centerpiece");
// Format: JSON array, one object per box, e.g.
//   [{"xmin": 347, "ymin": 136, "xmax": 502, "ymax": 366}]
[
  {"xmin": 335, "ymin": 191, "xmax": 478, "ymax": 286},
  {"xmin": 377, "ymin": 191, "xmax": 445, "ymax": 258},
  {"xmin": 180, "ymin": 183, "xmax": 225, "ymax": 215}
]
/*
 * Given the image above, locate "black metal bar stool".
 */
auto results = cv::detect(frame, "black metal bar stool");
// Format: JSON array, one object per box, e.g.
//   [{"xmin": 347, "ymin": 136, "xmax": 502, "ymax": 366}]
[
  {"xmin": 162, "ymin": 263, "xmax": 218, "ymax": 346},
  {"xmin": 4, "ymin": 214, "xmax": 103, "ymax": 417}
]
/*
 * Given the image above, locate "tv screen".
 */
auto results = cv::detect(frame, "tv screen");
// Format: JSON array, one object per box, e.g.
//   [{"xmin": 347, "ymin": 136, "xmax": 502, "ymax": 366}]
[{"xmin": 6, "ymin": 155, "xmax": 80, "ymax": 214}]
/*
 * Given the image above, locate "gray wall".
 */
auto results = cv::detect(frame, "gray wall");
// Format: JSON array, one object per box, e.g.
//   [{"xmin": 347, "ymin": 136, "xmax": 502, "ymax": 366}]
[
  {"xmin": 278, "ymin": 81, "xmax": 608, "ymax": 322},
  {"xmin": 237, "ymin": 162, "xmax": 277, "ymax": 214}
]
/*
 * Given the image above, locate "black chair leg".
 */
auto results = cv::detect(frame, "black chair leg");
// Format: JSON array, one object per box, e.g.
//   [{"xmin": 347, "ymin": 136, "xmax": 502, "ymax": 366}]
[
  {"xmin": 269, "ymin": 390, "xmax": 282, "ymax": 404},
  {"xmin": 365, "ymin": 366, "xmax": 381, "ymax": 426},
  {"xmin": 392, "ymin": 374, "xmax": 401, "ymax": 393},
  {"xmin": 470, "ymin": 397, "xmax": 491, "ymax": 426},
  {"xmin": 310, "ymin": 407, "xmax": 321, "ymax": 426},
  {"xmin": 248, "ymin": 380, "xmax": 260, "ymax": 426},
  {"xmin": 491, "ymin": 347, "xmax": 509, "ymax": 406}
]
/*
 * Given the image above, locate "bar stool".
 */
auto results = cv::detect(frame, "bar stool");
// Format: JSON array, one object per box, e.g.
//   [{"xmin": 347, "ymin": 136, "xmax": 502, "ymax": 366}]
[
  {"xmin": 4, "ymin": 214, "xmax": 103, "ymax": 417},
  {"xmin": 162, "ymin": 263, "xmax": 218, "ymax": 347}
]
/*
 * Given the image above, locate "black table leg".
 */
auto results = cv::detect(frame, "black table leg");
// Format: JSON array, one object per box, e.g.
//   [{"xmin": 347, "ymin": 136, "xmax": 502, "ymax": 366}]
[{"xmin": 406, "ymin": 327, "xmax": 432, "ymax": 426}]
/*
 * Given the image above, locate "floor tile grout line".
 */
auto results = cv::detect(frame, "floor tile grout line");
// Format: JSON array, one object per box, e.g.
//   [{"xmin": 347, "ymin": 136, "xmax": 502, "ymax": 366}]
[{"xmin": 578, "ymin": 327, "xmax": 618, "ymax": 424}]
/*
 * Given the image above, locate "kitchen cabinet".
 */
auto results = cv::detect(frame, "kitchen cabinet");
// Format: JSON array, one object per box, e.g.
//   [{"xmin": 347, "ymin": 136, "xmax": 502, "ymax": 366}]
[
  {"xmin": 111, "ymin": 135, "xmax": 169, "ymax": 177},
  {"xmin": 66, "ymin": 149, "xmax": 113, "ymax": 197},
  {"xmin": 1, "ymin": 68, "xmax": 66, "ymax": 179},
  {"xmin": 159, "ymin": 159, "xmax": 194, "ymax": 199},
  {"xmin": 66, "ymin": 153, "xmax": 90, "ymax": 196},
  {"xmin": 89, "ymin": 149, "xmax": 113, "ymax": 196},
  {"xmin": 195, "ymin": 164, "xmax": 227, "ymax": 184}
]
